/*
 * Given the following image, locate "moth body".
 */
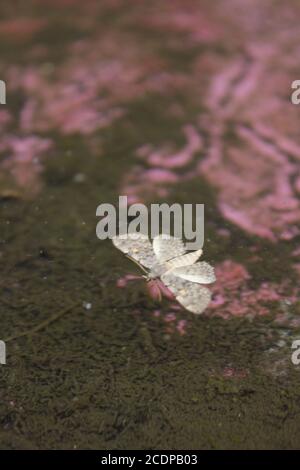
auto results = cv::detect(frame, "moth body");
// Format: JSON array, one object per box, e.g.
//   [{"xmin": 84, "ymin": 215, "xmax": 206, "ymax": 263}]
[{"xmin": 112, "ymin": 233, "xmax": 215, "ymax": 314}]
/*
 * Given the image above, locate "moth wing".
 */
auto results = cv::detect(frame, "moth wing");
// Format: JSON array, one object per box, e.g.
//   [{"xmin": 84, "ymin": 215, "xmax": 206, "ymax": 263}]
[
  {"xmin": 152, "ymin": 234, "xmax": 186, "ymax": 263},
  {"xmin": 112, "ymin": 233, "xmax": 156, "ymax": 269},
  {"xmin": 161, "ymin": 271, "xmax": 212, "ymax": 315},
  {"xmin": 165, "ymin": 249, "xmax": 202, "ymax": 269},
  {"xmin": 170, "ymin": 261, "xmax": 216, "ymax": 284}
]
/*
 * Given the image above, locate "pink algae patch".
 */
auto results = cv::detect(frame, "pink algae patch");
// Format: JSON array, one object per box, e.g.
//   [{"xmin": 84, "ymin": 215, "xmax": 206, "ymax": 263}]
[
  {"xmin": 121, "ymin": 125, "xmax": 202, "ymax": 203},
  {"xmin": 1, "ymin": 24, "xmax": 186, "ymax": 192},
  {"xmin": 0, "ymin": 110, "xmax": 12, "ymax": 129},
  {"xmin": 137, "ymin": 125, "xmax": 202, "ymax": 169},
  {"xmin": 138, "ymin": 0, "xmax": 223, "ymax": 45},
  {"xmin": 0, "ymin": 18, "xmax": 47, "ymax": 41},
  {"xmin": 7, "ymin": 31, "xmax": 185, "ymax": 137},
  {"xmin": 0, "ymin": 136, "xmax": 52, "ymax": 195},
  {"xmin": 198, "ymin": 121, "xmax": 300, "ymax": 241},
  {"xmin": 214, "ymin": 260, "xmax": 250, "ymax": 290},
  {"xmin": 196, "ymin": 35, "xmax": 300, "ymax": 242},
  {"xmin": 127, "ymin": 1, "xmax": 300, "ymax": 243},
  {"xmin": 1, "ymin": 0, "xmax": 299, "ymax": 250},
  {"xmin": 210, "ymin": 260, "xmax": 296, "ymax": 320},
  {"xmin": 222, "ymin": 366, "xmax": 249, "ymax": 379}
]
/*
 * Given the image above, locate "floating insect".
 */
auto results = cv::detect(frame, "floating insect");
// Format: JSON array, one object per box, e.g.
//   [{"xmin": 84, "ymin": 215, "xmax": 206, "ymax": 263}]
[{"xmin": 112, "ymin": 233, "xmax": 216, "ymax": 314}]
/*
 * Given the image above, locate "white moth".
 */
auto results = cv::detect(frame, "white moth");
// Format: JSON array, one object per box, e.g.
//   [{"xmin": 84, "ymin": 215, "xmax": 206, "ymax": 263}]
[{"xmin": 112, "ymin": 233, "xmax": 216, "ymax": 314}]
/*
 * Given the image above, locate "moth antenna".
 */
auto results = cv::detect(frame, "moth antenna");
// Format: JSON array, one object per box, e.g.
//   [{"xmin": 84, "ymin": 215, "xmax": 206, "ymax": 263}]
[
  {"xmin": 157, "ymin": 286, "xmax": 162, "ymax": 302},
  {"xmin": 125, "ymin": 254, "xmax": 148, "ymax": 274}
]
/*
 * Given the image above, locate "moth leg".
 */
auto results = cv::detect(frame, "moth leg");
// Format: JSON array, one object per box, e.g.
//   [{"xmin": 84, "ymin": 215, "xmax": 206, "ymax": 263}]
[{"xmin": 146, "ymin": 279, "xmax": 162, "ymax": 302}]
